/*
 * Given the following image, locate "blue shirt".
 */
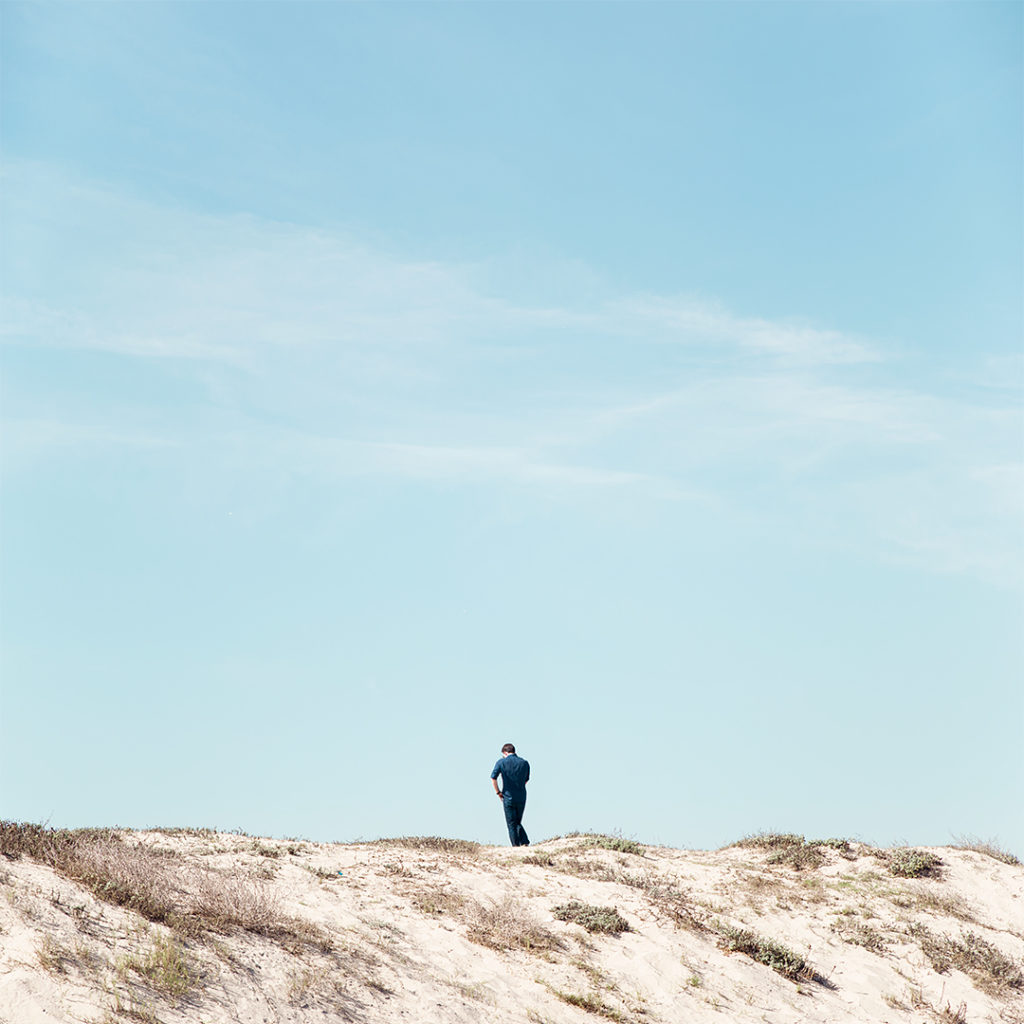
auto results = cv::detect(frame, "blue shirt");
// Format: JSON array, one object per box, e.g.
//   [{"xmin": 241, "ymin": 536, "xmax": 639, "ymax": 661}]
[{"xmin": 491, "ymin": 754, "xmax": 530, "ymax": 802}]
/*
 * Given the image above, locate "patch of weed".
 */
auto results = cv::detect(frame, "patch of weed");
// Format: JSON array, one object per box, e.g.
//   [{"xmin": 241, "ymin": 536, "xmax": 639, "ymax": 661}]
[
  {"xmin": 909, "ymin": 925, "xmax": 1023, "ymax": 993},
  {"xmin": 549, "ymin": 987, "xmax": 624, "ymax": 1020},
  {"xmin": 576, "ymin": 835, "xmax": 644, "ymax": 856},
  {"xmin": 718, "ymin": 925, "xmax": 832, "ymax": 986},
  {"xmin": 729, "ymin": 833, "xmax": 825, "ymax": 870}
]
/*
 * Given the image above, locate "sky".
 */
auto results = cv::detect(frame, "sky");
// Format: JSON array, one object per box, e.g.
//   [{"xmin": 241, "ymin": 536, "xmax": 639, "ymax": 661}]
[{"xmin": 1, "ymin": 2, "xmax": 1021, "ymax": 855}]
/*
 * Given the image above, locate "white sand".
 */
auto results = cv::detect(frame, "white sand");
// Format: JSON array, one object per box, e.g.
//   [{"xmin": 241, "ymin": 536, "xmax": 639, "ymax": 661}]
[{"xmin": 1, "ymin": 830, "xmax": 1021, "ymax": 1023}]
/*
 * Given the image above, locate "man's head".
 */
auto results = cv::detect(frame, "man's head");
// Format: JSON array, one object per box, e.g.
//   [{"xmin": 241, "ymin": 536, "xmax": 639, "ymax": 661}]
[{"xmin": 501, "ymin": 743, "xmax": 516, "ymax": 755}]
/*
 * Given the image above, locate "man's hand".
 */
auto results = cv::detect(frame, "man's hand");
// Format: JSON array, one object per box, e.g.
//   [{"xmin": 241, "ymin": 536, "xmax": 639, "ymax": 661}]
[{"xmin": 496, "ymin": 790, "xmax": 503, "ymax": 798}]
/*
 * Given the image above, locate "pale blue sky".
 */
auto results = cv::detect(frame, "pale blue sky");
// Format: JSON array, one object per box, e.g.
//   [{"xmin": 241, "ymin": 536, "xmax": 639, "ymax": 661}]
[{"xmin": 1, "ymin": 2, "xmax": 1021, "ymax": 853}]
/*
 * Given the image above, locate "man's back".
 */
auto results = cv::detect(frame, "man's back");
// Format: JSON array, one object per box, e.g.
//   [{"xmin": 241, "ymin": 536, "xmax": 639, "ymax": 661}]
[{"xmin": 492, "ymin": 754, "xmax": 530, "ymax": 802}]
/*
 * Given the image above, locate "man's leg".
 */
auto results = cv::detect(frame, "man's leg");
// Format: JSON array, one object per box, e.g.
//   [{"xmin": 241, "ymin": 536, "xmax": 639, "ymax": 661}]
[
  {"xmin": 503, "ymin": 798, "xmax": 520, "ymax": 846},
  {"xmin": 506, "ymin": 801, "xmax": 529, "ymax": 847},
  {"xmin": 516, "ymin": 815, "xmax": 529, "ymax": 847}
]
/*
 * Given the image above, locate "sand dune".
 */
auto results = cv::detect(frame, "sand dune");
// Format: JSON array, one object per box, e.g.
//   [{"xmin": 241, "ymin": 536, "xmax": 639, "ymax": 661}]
[{"xmin": 1, "ymin": 826, "xmax": 1021, "ymax": 1023}]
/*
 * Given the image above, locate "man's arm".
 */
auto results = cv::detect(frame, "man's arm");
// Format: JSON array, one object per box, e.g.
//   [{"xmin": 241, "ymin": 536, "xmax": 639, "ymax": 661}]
[{"xmin": 490, "ymin": 764, "xmax": 503, "ymax": 798}]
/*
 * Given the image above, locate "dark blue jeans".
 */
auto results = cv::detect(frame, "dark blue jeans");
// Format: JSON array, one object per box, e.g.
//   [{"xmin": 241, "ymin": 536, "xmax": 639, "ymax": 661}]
[{"xmin": 503, "ymin": 797, "xmax": 529, "ymax": 847}]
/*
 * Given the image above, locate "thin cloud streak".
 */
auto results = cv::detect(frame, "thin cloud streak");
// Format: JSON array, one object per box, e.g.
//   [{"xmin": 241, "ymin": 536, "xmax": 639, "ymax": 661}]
[{"xmin": 2, "ymin": 165, "xmax": 1021, "ymax": 586}]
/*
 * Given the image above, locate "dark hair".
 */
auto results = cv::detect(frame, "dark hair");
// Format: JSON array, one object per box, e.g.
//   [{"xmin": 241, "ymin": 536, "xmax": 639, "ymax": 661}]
[{"xmin": 502, "ymin": 743, "xmax": 516, "ymax": 754}]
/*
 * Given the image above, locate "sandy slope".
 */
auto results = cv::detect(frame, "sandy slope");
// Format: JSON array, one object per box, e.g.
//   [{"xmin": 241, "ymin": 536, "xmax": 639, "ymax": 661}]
[{"xmin": 0, "ymin": 829, "xmax": 1021, "ymax": 1024}]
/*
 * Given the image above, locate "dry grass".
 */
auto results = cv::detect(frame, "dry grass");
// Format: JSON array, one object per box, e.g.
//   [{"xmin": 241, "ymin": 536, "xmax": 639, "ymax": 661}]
[
  {"xmin": 530, "ymin": 854, "xmax": 621, "ymax": 883},
  {"xmin": 0, "ymin": 822, "xmax": 331, "ymax": 954},
  {"xmin": 951, "ymin": 836, "xmax": 1021, "ymax": 866},
  {"xmin": 409, "ymin": 884, "xmax": 466, "ymax": 917},
  {"xmin": 465, "ymin": 896, "xmax": 561, "ymax": 953},
  {"xmin": 622, "ymin": 871, "xmax": 707, "ymax": 934}
]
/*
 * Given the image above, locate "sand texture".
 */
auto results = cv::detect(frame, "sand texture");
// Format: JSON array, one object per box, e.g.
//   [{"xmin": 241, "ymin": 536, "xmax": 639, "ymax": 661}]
[{"xmin": 0, "ymin": 828, "xmax": 1021, "ymax": 1023}]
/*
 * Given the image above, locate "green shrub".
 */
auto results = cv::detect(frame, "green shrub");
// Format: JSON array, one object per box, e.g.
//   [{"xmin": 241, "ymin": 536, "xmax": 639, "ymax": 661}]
[
  {"xmin": 570, "ymin": 834, "xmax": 644, "ymax": 856},
  {"xmin": 552, "ymin": 901, "xmax": 631, "ymax": 934},
  {"xmin": 889, "ymin": 849, "xmax": 941, "ymax": 878}
]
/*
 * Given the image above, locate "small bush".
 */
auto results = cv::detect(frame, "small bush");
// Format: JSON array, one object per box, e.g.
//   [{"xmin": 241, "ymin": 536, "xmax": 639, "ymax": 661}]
[
  {"xmin": 889, "ymin": 849, "xmax": 942, "ymax": 878},
  {"xmin": 730, "ymin": 833, "xmax": 824, "ymax": 870},
  {"xmin": 731, "ymin": 832, "xmax": 805, "ymax": 851},
  {"xmin": 552, "ymin": 901, "xmax": 630, "ymax": 934}
]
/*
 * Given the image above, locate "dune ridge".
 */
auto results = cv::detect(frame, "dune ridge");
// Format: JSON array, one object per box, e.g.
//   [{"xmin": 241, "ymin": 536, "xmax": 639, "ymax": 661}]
[{"xmin": 1, "ymin": 825, "xmax": 1021, "ymax": 1023}]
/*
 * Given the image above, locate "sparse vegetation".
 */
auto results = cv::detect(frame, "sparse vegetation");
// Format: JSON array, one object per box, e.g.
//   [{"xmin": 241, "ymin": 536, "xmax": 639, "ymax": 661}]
[
  {"xmin": 729, "ymin": 832, "xmax": 863, "ymax": 867},
  {"xmin": 889, "ymin": 848, "xmax": 942, "ymax": 878},
  {"xmin": 913, "ymin": 889, "xmax": 976, "ymax": 922},
  {"xmin": 36, "ymin": 934, "xmax": 73, "ymax": 974},
  {"xmin": 909, "ymin": 924, "xmax": 1024, "ymax": 993},
  {"xmin": 6, "ymin": 822, "xmax": 1023, "ymax": 1023},
  {"xmin": 622, "ymin": 872, "xmax": 707, "ymax": 934},
  {"xmin": 250, "ymin": 841, "xmax": 281, "ymax": 859},
  {"xmin": 552, "ymin": 901, "xmax": 631, "ymax": 934},
  {"xmin": 371, "ymin": 836, "xmax": 481, "ymax": 856}
]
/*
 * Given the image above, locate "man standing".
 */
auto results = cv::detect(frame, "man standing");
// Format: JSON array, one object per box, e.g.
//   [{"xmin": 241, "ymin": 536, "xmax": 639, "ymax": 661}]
[{"xmin": 490, "ymin": 743, "xmax": 530, "ymax": 847}]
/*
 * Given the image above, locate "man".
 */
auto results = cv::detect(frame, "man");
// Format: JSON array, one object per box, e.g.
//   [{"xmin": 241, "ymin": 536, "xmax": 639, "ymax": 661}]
[{"xmin": 490, "ymin": 742, "xmax": 530, "ymax": 847}]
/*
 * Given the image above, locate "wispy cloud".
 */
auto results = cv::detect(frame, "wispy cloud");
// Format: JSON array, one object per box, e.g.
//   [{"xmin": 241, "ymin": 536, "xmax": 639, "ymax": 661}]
[{"xmin": 2, "ymin": 163, "xmax": 1020, "ymax": 585}]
